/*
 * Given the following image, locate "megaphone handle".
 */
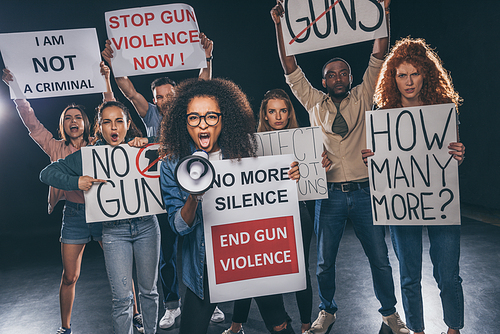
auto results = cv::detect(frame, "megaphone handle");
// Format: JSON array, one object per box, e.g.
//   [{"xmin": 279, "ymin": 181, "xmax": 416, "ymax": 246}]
[{"xmin": 192, "ymin": 194, "xmax": 203, "ymax": 202}]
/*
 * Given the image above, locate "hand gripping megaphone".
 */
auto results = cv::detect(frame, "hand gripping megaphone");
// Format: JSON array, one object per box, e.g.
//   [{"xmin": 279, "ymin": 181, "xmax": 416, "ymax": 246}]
[{"xmin": 174, "ymin": 150, "xmax": 215, "ymax": 194}]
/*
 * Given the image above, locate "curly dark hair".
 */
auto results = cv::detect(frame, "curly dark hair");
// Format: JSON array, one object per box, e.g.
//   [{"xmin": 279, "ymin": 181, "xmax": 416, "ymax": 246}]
[
  {"xmin": 257, "ymin": 88, "xmax": 299, "ymax": 132},
  {"xmin": 159, "ymin": 78, "xmax": 257, "ymax": 160},
  {"xmin": 91, "ymin": 101, "xmax": 143, "ymax": 145},
  {"xmin": 374, "ymin": 37, "xmax": 462, "ymax": 110}
]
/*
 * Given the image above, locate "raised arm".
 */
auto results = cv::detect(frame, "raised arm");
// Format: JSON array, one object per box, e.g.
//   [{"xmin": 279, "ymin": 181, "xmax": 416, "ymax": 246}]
[
  {"xmin": 372, "ymin": 0, "xmax": 391, "ymax": 60},
  {"xmin": 2, "ymin": 68, "xmax": 13, "ymax": 86},
  {"xmin": 198, "ymin": 32, "xmax": 213, "ymax": 80},
  {"xmin": 101, "ymin": 40, "xmax": 149, "ymax": 117},
  {"xmin": 100, "ymin": 61, "xmax": 115, "ymax": 102},
  {"xmin": 3, "ymin": 69, "xmax": 60, "ymax": 155},
  {"xmin": 272, "ymin": 0, "xmax": 298, "ymax": 75}
]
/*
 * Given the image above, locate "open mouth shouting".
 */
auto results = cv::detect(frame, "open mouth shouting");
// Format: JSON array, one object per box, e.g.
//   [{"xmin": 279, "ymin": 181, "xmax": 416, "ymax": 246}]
[
  {"xmin": 110, "ymin": 132, "xmax": 120, "ymax": 143},
  {"xmin": 186, "ymin": 96, "xmax": 222, "ymax": 153},
  {"xmin": 199, "ymin": 132, "xmax": 211, "ymax": 150}
]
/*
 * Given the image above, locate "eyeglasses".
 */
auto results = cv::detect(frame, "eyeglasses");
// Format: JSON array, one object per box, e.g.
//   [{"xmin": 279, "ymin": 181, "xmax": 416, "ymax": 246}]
[{"xmin": 187, "ymin": 112, "xmax": 222, "ymax": 127}]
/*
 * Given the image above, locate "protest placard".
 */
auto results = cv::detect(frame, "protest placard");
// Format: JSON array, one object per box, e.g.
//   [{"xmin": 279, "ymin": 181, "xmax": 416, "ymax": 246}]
[
  {"xmin": 0, "ymin": 28, "xmax": 106, "ymax": 99},
  {"xmin": 281, "ymin": 0, "xmax": 388, "ymax": 56},
  {"xmin": 105, "ymin": 4, "xmax": 206, "ymax": 77},
  {"xmin": 81, "ymin": 143, "xmax": 165, "ymax": 223},
  {"xmin": 254, "ymin": 126, "xmax": 327, "ymax": 200},
  {"xmin": 365, "ymin": 103, "xmax": 460, "ymax": 225},
  {"xmin": 203, "ymin": 155, "xmax": 305, "ymax": 303}
]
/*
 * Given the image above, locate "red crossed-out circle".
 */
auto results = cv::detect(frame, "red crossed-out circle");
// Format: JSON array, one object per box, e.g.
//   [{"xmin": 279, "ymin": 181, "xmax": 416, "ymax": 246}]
[{"xmin": 136, "ymin": 143, "xmax": 162, "ymax": 178}]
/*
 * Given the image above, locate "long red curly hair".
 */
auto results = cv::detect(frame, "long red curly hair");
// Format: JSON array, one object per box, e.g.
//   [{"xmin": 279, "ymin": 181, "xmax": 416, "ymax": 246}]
[{"xmin": 374, "ymin": 37, "xmax": 462, "ymax": 110}]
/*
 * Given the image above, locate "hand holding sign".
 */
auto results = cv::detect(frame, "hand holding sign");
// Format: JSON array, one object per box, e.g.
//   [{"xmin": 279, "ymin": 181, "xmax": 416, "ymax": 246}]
[
  {"xmin": 2, "ymin": 68, "xmax": 12, "ymax": 85},
  {"xmin": 270, "ymin": 0, "xmax": 285, "ymax": 25},
  {"xmin": 101, "ymin": 40, "xmax": 115, "ymax": 69},
  {"xmin": 288, "ymin": 161, "xmax": 300, "ymax": 181},
  {"xmin": 127, "ymin": 137, "xmax": 149, "ymax": 148},
  {"xmin": 199, "ymin": 32, "xmax": 213, "ymax": 58},
  {"xmin": 78, "ymin": 175, "xmax": 106, "ymax": 191},
  {"xmin": 361, "ymin": 148, "xmax": 374, "ymax": 166},
  {"xmin": 321, "ymin": 150, "xmax": 332, "ymax": 171},
  {"xmin": 448, "ymin": 142, "xmax": 465, "ymax": 164},
  {"xmin": 2, "ymin": 68, "xmax": 26, "ymax": 99}
]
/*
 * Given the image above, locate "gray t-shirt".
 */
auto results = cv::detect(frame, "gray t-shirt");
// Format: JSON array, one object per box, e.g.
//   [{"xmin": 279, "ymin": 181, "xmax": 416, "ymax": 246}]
[{"xmin": 142, "ymin": 103, "xmax": 162, "ymax": 137}]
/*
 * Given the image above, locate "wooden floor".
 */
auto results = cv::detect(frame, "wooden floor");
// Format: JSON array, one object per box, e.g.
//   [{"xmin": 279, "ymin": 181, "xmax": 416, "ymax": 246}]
[{"xmin": 1, "ymin": 211, "xmax": 499, "ymax": 334}]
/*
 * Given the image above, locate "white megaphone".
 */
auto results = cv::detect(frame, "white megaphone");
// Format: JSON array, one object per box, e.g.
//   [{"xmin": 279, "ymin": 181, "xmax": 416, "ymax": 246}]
[{"xmin": 174, "ymin": 150, "xmax": 215, "ymax": 194}]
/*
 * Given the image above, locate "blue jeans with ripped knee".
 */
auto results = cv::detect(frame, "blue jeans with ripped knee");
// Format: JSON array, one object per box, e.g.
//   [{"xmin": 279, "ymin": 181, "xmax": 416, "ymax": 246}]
[{"xmin": 102, "ymin": 215, "xmax": 160, "ymax": 334}]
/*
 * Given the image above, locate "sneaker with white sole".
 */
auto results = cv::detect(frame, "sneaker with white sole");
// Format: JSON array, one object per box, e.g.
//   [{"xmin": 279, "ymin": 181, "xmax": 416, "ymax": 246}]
[
  {"xmin": 56, "ymin": 327, "xmax": 71, "ymax": 334},
  {"xmin": 133, "ymin": 313, "xmax": 144, "ymax": 333},
  {"xmin": 159, "ymin": 306, "xmax": 181, "ymax": 329},
  {"xmin": 222, "ymin": 326, "xmax": 245, "ymax": 334},
  {"xmin": 382, "ymin": 312, "xmax": 409, "ymax": 334},
  {"xmin": 305, "ymin": 310, "xmax": 336, "ymax": 334},
  {"xmin": 211, "ymin": 306, "xmax": 225, "ymax": 323}
]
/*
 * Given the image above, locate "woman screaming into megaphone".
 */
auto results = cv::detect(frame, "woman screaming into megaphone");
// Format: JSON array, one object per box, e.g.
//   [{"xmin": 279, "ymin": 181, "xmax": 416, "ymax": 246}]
[{"xmin": 159, "ymin": 78, "xmax": 300, "ymax": 334}]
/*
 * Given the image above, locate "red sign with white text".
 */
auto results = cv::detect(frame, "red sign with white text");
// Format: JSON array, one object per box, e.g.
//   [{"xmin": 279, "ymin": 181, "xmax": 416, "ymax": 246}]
[{"xmin": 211, "ymin": 216, "xmax": 298, "ymax": 284}]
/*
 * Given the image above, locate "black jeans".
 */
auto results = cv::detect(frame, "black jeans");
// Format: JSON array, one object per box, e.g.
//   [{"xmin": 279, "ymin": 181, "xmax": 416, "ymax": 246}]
[
  {"xmin": 181, "ymin": 265, "xmax": 294, "ymax": 334},
  {"xmin": 179, "ymin": 265, "xmax": 216, "ymax": 334},
  {"xmin": 295, "ymin": 200, "xmax": 314, "ymax": 325},
  {"xmin": 232, "ymin": 295, "xmax": 293, "ymax": 333},
  {"xmin": 157, "ymin": 213, "xmax": 180, "ymax": 307}
]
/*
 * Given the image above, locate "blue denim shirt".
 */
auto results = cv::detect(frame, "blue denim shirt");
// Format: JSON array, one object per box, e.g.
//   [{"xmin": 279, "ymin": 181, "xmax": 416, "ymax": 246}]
[{"xmin": 160, "ymin": 156, "xmax": 206, "ymax": 299}]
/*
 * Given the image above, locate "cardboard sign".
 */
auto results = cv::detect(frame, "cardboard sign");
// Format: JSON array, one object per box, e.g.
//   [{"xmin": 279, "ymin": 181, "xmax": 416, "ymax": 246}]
[
  {"xmin": 282, "ymin": 0, "xmax": 388, "ymax": 56},
  {"xmin": 203, "ymin": 155, "xmax": 305, "ymax": 303},
  {"xmin": 81, "ymin": 143, "xmax": 166, "ymax": 223},
  {"xmin": 105, "ymin": 4, "xmax": 206, "ymax": 77},
  {"xmin": 254, "ymin": 126, "xmax": 328, "ymax": 200},
  {"xmin": 0, "ymin": 28, "xmax": 106, "ymax": 99},
  {"xmin": 365, "ymin": 104, "xmax": 460, "ymax": 225}
]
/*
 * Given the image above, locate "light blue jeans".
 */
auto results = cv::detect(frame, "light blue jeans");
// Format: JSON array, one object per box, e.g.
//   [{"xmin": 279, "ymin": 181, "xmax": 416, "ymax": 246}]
[
  {"xmin": 102, "ymin": 215, "xmax": 160, "ymax": 334},
  {"xmin": 390, "ymin": 225, "xmax": 464, "ymax": 332},
  {"xmin": 314, "ymin": 183, "xmax": 397, "ymax": 316}
]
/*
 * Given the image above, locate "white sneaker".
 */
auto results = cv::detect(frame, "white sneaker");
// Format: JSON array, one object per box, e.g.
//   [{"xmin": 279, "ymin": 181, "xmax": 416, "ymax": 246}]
[
  {"xmin": 382, "ymin": 312, "xmax": 410, "ymax": 334},
  {"xmin": 159, "ymin": 307, "xmax": 181, "ymax": 329},
  {"xmin": 211, "ymin": 306, "xmax": 225, "ymax": 323},
  {"xmin": 305, "ymin": 310, "xmax": 336, "ymax": 334}
]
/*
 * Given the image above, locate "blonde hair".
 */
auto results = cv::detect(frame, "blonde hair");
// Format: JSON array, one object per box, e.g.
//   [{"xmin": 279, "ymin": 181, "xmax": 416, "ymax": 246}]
[{"xmin": 257, "ymin": 89, "xmax": 299, "ymax": 132}]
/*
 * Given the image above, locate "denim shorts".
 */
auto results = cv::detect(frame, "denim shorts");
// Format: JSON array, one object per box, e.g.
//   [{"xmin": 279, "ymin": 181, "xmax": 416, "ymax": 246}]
[{"xmin": 60, "ymin": 201, "xmax": 103, "ymax": 244}]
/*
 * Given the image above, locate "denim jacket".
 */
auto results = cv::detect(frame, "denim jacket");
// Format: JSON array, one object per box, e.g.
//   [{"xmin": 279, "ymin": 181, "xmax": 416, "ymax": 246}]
[{"xmin": 160, "ymin": 156, "xmax": 207, "ymax": 299}]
